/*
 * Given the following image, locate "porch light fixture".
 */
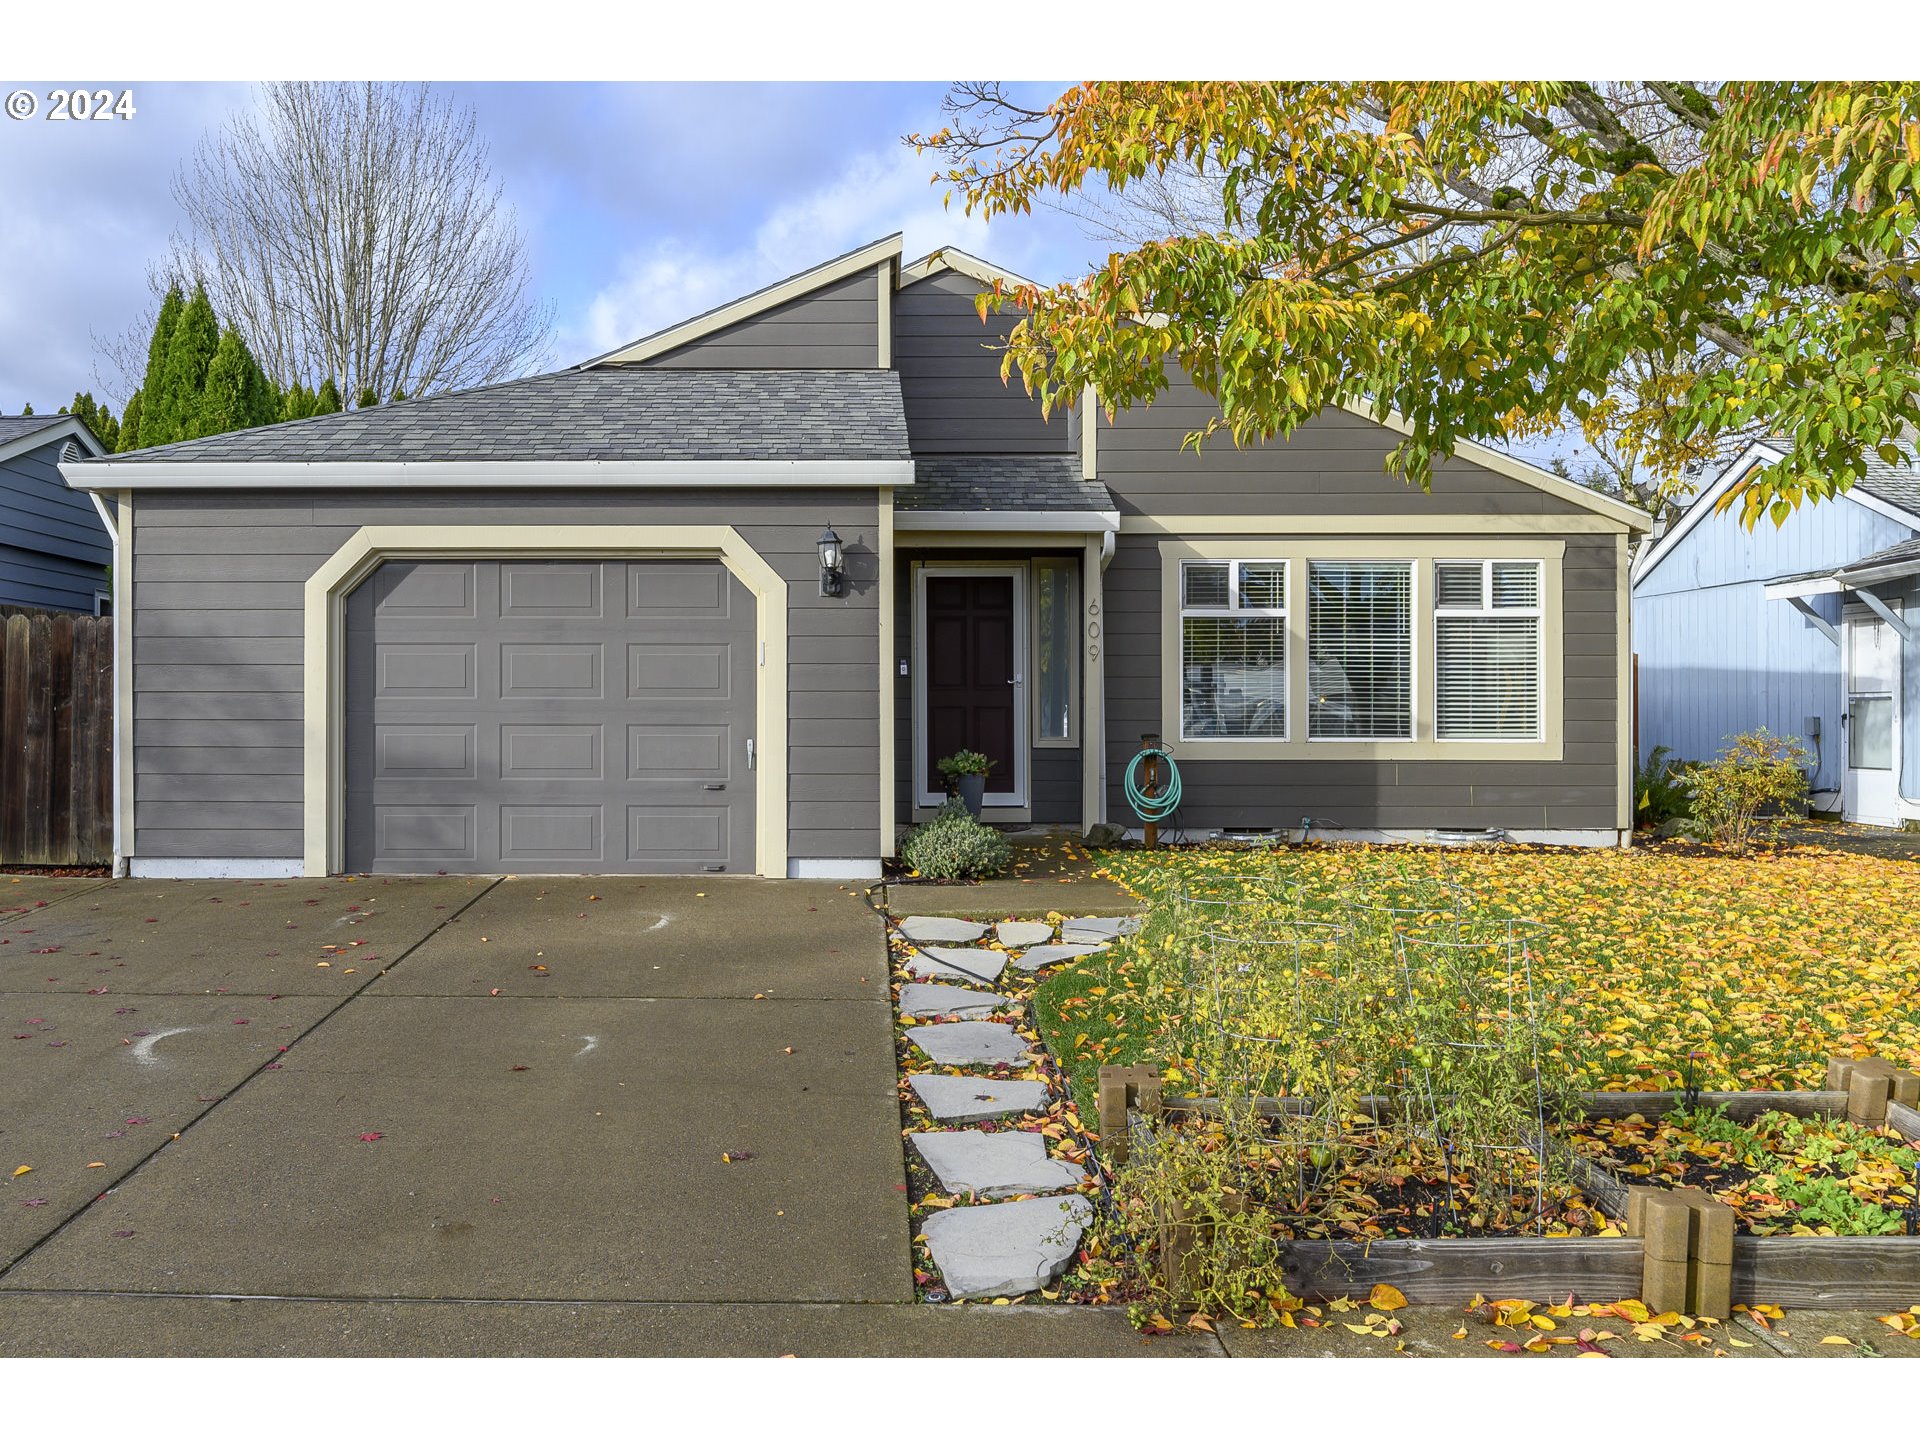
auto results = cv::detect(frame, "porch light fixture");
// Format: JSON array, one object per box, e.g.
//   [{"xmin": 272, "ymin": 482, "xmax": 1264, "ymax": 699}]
[{"xmin": 817, "ymin": 524, "xmax": 845, "ymax": 597}]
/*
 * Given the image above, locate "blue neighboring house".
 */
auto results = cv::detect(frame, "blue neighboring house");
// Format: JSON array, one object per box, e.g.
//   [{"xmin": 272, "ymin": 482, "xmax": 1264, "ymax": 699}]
[
  {"xmin": 0, "ymin": 412, "xmax": 112, "ymax": 614},
  {"xmin": 1632, "ymin": 440, "xmax": 1920, "ymax": 827}
]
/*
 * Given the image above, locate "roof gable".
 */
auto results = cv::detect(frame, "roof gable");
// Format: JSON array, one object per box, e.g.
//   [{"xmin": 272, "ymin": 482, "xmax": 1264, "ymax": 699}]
[{"xmin": 583, "ymin": 234, "xmax": 901, "ymax": 368}]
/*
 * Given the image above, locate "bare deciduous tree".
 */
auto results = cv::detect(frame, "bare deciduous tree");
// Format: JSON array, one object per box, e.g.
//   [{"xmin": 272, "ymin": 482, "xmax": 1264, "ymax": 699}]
[{"xmin": 168, "ymin": 82, "xmax": 553, "ymax": 402}]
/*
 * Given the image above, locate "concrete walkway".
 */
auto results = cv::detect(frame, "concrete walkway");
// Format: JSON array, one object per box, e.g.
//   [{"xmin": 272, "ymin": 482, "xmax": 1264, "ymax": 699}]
[{"xmin": 0, "ymin": 875, "xmax": 917, "ymax": 1349}]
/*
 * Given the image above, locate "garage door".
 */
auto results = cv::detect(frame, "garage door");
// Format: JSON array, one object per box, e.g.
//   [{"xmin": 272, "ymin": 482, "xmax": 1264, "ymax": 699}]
[{"xmin": 344, "ymin": 559, "xmax": 756, "ymax": 874}]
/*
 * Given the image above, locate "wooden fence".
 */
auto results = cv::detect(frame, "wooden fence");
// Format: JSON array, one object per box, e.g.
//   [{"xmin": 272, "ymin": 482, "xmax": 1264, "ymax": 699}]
[{"xmin": 0, "ymin": 607, "xmax": 113, "ymax": 866}]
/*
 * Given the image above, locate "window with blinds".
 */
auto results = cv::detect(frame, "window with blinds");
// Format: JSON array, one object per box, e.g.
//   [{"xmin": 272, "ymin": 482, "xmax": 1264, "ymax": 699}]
[
  {"xmin": 1307, "ymin": 560, "xmax": 1413, "ymax": 739},
  {"xmin": 1434, "ymin": 559, "xmax": 1543, "ymax": 741},
  {"xmin": 1179, "ymin": 559, "xmax": 1287, "ymax": 739}
]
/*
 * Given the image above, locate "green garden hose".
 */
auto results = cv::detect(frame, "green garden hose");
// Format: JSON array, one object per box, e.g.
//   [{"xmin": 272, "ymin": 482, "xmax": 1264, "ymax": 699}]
[{"xmin": 1123, "ymin": 746, "xmax": 1183, "ymax": 824}]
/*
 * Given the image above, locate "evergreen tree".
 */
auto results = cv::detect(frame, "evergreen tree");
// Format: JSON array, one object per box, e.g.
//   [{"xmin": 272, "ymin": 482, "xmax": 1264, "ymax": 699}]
[
  {"xmin": 197, "ymin": 329, "xmax": 278, "ymax": 436},
  {"xmin": 279, "ymin": 383, "xmax": 312, "ymax": 422},
  {"xmin": 63, "ymin": 392, "xmax": 120, "ymax": 452},
  {"xmin": 135, "ymin": 287, "xmax": 186, "ymax": 449},
  {"xmin": 389, "ymin": 388, "xmax": 407, "ymax": 404},
  {"xmin": 314, "ymin": 378, "xmax": 343, "ymax": 416},
  {"xmin": 354, "ymin": 385, "xmax": 379, "ymax": 411},
  {"xmin": 161, "ymin": 288, "xmax": 221, "ymax": 442},
  {"xmin": 20, "ymin": 403, "xmax": 31, "ymax": 416},
  {"xmin": 117, "ymin": 391, "xmax": 143, "ymax": 451}
]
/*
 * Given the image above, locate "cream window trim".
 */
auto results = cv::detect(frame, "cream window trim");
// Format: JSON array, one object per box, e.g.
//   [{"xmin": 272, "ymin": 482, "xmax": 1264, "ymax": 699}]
[
  {"xmin": 1157, "ymin": 538, "xmax": 1564, "ymax": 762},
  {"xmin": 1122, "ymin": 512, "xmax": 1626, "ymax": 537},
  {"xmin": 302, "ymin": 524, "xmax": 789, "ymax": 881}
]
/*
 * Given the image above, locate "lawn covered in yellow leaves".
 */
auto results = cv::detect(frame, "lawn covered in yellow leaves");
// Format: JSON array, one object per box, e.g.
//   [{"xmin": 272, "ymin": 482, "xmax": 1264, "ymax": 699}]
[{"xmin": 1033, "ymin": 843, "xmax": 1920, "ymax": 1104}]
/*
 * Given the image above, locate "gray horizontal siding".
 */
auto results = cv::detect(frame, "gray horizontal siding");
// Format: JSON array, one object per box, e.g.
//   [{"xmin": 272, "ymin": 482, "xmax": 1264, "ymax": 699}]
[
  {"xmin": 641, "ymin": 270, "xmax": 879, "ymax": 370},
  {"xmin": 1099, "ymin": 532, "xmax": 1620, "ymax": 832},
  {"xmin": 893, "ymin": 271, "xmax": 1068, "ymax": 454},
  {"xmin": 0, "ymin": 439, "xmax": 111, "ymax": 566},
  {"xmin": 1099, "ymin": 377, "xmax": 1593, "ymax": 518},
  {"xmin": 130, "ymin": 487, "xmax": 882, "ymax": 866}
]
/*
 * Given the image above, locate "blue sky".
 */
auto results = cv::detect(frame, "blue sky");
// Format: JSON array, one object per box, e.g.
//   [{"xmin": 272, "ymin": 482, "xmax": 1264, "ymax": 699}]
[
  {"xmin": 0, "ymin": 81, "xmax": 1094, "ymax": 414},
  {"xmin": 0, "ymin": 76, "xmax": 1592, "ymax": 470}
]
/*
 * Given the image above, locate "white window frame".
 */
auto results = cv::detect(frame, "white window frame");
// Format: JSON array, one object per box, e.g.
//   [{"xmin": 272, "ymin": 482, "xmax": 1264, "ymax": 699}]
[
  {"xmin": 1306, "ymin": 558, "xmax": 1414, "ymax": 743},
  {"xmin": 1156, "ymin": 538, "xmax": 1566, "ymax": 762},
  {"xmin": 1031, "ymin": 556, "xmax": 1080, "ymax": 748},
  {"xmin": 1433, "ymin": 558, "xmax": 1546, "ymax": 744},
  {"xmin": 1178, "ymin": 559, "xmax": 1291, "ymax": 743}
]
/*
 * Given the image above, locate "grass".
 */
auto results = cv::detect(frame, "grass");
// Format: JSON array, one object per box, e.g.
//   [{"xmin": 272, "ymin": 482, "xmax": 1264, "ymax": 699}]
[{"xmin": 1033, "ymin": 841, "xmax": 1920, "ymax": 1115}]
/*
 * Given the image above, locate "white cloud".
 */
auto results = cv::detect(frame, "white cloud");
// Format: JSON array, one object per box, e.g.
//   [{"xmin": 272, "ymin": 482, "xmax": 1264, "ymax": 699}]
[{"xmin": 561, "ymin": 143, "xmax": 1074, "ymax": 361}]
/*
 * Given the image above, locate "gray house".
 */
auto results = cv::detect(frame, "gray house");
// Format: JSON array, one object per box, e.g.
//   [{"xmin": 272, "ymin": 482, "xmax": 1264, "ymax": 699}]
[
  {"xmin": 1633, "ymin": 441, "xmax": 1920, "ymax": 826},
  {"xmin": 62, "ymin": 235, "xmax": 1650, "ymax": 880},
  {"xmin": 1, "ymin": 413, "xmax": 112, "ymax": 613}
]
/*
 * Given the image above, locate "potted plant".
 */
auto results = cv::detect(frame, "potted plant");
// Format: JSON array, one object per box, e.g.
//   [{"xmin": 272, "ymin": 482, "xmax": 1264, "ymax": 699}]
[{"xmin": 937, "ymin": 749, "xmax": 993, "ymax": 817}]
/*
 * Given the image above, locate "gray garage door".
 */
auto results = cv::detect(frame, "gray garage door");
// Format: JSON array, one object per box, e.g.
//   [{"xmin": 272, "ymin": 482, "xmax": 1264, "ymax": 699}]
[{"xmin": 344, "ymin": 559, "xmax": 756, "ymax": 874}]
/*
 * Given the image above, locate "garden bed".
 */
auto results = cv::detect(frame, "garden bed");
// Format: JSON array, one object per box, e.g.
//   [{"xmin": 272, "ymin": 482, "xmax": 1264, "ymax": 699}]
[{"xmin": 1104, "ymin": 1073, "xmax": 1920, "ymax": 1313}]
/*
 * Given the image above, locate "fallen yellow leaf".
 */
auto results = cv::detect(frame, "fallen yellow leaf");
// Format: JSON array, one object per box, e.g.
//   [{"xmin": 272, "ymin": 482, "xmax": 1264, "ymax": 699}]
[
  {"xmin": 1368, "ymin": 1283, "xmax": 1408, "ymax": 1312},
  {"xmin": 11, "ymin": 1165, "xmax": 29, "ymax": 1177},
  {"xmin": 1820, "ymin": 1335, "xmax": 1853, "ymax": 1345}
]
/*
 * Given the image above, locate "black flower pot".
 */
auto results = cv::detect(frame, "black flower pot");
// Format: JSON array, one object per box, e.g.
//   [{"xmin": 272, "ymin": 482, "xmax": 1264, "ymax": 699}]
[{"xmin": 954, "ymin": 774, "xmax": 987, "ymax": 817}]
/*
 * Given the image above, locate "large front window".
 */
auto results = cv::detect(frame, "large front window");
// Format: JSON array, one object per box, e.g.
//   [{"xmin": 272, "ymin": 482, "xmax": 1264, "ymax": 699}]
[
  {"xmin": 1307, "ymin": 560, "xmax": 1412, "ymax": 739},
  {"xmin": 1180, "ymin": 559, "xmax": 1287, "ymax": 739}
]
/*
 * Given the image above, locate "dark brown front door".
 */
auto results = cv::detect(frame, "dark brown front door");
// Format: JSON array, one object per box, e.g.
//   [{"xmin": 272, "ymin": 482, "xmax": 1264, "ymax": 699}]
[{"xmin": 925, "ymin": 573, "xmax": 1019, "ymax": 803}]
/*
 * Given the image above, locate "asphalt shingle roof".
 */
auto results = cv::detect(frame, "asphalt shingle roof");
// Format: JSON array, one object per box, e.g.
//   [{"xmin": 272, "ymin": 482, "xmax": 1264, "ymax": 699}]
[
  {"xmin": 81, "ymin": 369, "xmax": 911, "ymax": 465},
  {"xmin": 898, "ymin": 454, "xmax": 1113, "ymax": 513},
  {"xmin": 1840, "ymin": 535, "xmax": 1920, "ymax": 577},
  {"xmin": 0, "ymin": 415, "xmax": 69, "ymax": 446},
  {"xmin": 1857, "ymin": 441, "xmax": 1920, "ymax": 518}
]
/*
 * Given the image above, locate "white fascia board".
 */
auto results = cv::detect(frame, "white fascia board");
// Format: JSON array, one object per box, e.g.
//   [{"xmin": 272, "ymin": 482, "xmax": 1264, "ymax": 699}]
[
  {"xmin": 897, "ymin": 247, "xmax": 1040, "ymax": 292},
  {"xmin": 584, "ymin": 234, "xmax": 904, "ymax": 367},
  {"xmin": 59, "ymin": 459, "xmax": 916, "ymax": 492},
  {"xmin": 1632, "ymin": 442, "xmax": 1792, "ymax": 586},
  {"xmin": 0, "ymin": 415, "xmax": 103, "ymax": 468},
  {"xmin": 1341, "ymin": 400, "xmax": 1652, "ymax": 533},
  {"xmin": 1763, "ymin": 575, "xmax": 1844, "ymax": 600},
  {"xmin": 894, "ymin": 509, "xmax": 1121, "ymax": 534}
]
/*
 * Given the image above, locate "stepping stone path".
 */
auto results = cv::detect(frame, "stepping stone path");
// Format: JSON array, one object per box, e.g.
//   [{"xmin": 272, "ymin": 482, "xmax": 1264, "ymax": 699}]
[
  {"xmin": 1060, "ymin": 914, "xmax": 1143, "ymax": 944},
  {"xmin": 1009, "ymin": 942, "xmax": 1105, "ymax": 974},
  {"xmin": 905, "ymin": 946, "xmax": 1008, "ymax": 984},
  {"xmin": 897, "ymin": 982, "xmax": 1010, "ymax": 1019},
  {"xmin": 995, "ymin": 920, "xmax": 1055, "ymax": 948},
  {"xmin": 912, "ymin": 1130, "xmax": 1086, "ymax": 1198},
  {"xmin": 899, "ymin": 915, "xmax": 989, "ymax": 944},
  {"xmin": 921, "ymin": 1196, "xmax": 1094, "ymax": 1300},
  {"xmin": 905, "ymin": 1021, "xmax": 1031, "ymax": 1066},
  {"xmin": 890, "ymin": 911, "xmax": 1110, "ymax": 1301},
  {"xmin": 909, "ymin": 1074, "xmax": 1051, "ymax": 1124}
]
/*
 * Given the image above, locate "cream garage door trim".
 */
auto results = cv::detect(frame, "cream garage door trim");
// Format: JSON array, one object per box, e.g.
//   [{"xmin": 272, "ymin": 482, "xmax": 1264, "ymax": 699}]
[{"xmin": 304, "ymin": 525, "xmax": 788, "ymax": 879}]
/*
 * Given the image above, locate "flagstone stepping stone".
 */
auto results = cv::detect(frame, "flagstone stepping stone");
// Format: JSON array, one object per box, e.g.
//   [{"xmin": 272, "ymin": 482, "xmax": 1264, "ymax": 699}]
[
  {"xmin": 897, "ymin": 982, "xmax": 1010, "ymax": 1019},
  {"xmin": 1009, "ymin": 942, "xmax": 1106, "ymax": 973},
  {"xmin": 905, "ymin": 1021, "xmax": 1030, "ymax": 1066},
  {"xmin": 898, "ymin": 915, "xmax": 989, "ymax": 944},
  {"xmin": 996, "ymin": 920, "xmax": 1054, "ymax": 948},
  {"xmin": 1060, "ymin": 915, "xmax": 1143, "ymax": 944},
  {"xmin": 908, "ymin": 1073, "xmax": 1051, "ymax": 1123},
  {"xmin": 922, "ymin": 1194, "xmax": 1094, "ymax": 1300},
  {"xmin": 904, "ymin": 945, "xmax": 1008, "ymax": 984},
  {"xmin": 911, "ymin": 1130, "xmax": 1085, "ymax": 1198}
]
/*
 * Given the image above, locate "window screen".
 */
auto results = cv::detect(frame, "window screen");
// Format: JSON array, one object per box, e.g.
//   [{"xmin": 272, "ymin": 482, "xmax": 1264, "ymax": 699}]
[
  {"xmin": 1180, "ymin": 559, "xmax": 1287, "ymax": 739},
  {"xmin": 1308, "ymin": 561, "xmax": 1412, "ymax": 739},
  {"xmin": 1434, "ymin": 559, "xmax": 1543, "ymax": 741}
]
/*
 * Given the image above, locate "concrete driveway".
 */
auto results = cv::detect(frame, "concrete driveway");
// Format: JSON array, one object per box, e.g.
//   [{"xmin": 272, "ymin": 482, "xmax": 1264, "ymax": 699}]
[{"xmin": 0, "ymin": 874, "xmax": 958, "ymax": 1354}]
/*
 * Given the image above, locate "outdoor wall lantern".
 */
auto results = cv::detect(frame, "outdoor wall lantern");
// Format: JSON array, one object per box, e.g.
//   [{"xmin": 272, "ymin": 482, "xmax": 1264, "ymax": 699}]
[{"xmin": 817, "ymin": 524, "xmax": 846, "ymax": 597}]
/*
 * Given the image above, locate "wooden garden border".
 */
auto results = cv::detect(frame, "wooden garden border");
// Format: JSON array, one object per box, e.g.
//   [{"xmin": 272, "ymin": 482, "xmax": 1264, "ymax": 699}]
[{"xmin": 1097, "ymin": 1058, "xmax": 1920, "ymax": 1315}]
